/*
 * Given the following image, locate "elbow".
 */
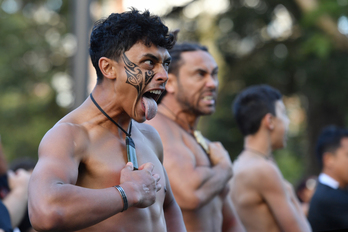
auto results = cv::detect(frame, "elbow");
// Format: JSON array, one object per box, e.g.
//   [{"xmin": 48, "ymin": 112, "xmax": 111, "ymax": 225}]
[{"xmin": 29, "ymin": 203, "xmax": 65, "ymax": 231}]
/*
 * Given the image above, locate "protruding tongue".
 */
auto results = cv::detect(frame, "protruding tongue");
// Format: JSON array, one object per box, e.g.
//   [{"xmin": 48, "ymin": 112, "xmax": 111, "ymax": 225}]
[{"xmin": 142, "ymin": 96, "xmax": 158, "ymax": 120}]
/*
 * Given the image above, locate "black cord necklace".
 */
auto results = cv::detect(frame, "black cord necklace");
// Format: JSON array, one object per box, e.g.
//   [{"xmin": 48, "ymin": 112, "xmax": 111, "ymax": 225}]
[{"xmin": 90, "ymin": 93, "xmax": 138, "ymax": 170}]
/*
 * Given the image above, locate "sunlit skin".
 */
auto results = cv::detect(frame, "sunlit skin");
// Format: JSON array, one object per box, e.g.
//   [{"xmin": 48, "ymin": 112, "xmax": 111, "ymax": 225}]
[
  {"xmin": 230, "ymin": 99, "xmax": 311, "ymax": 232},
  {"xmin": 28, "ymin": 42, "xmax": 186, "ymax": 232},
  {"xmin": 147, "ymin": 50, "xmax": 245, "ymax": 232}
]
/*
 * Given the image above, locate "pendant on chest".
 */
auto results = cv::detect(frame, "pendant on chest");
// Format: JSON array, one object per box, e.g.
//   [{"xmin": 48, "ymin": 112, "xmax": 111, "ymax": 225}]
[{"xmin": 126, "ymin": 136, "xmax": 138, "ymax": 170}]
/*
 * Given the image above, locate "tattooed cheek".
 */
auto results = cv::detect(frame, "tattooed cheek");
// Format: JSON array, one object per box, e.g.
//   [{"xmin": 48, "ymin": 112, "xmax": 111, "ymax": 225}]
[{"xmin": 145, "ymin": 70, "xmax": 155, "ymax": 86}]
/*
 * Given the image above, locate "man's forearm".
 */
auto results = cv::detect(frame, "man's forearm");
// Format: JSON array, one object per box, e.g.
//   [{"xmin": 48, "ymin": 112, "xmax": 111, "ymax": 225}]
[
  {"xmin": 194, "ymin": 163, "xmax": 232, "ymax": 208},
  {"xmin": 29, "ymin": 185, "xmax": 128, "ymax": 231}
]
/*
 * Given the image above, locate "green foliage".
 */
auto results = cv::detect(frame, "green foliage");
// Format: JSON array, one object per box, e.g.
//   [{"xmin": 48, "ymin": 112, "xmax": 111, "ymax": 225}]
[
  {"xmin": 0, "ymin": 0, "xmax": 70, "ymax": 162},
  {"xmin": 301, "ymin": 33, "xmax": 333, "ymax": 58}
]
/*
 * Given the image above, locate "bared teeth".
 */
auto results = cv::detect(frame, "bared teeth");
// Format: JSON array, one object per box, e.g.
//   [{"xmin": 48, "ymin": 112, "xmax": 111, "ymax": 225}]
[
  {"xmin": 203, "ymin": 96, "xmax": 213, "ymax": 100},
  {"xmin": 149, "ymin": 90, "xmax": 162, "ymax": 95}
]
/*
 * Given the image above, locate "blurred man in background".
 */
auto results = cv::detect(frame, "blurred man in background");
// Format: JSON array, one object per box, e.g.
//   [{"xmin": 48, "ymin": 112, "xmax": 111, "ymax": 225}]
[
  {"xmin": 308, "ymin": 125, "xmax": 348, "ymax": 231},
  {"xmin": 230, "ymin": 85, "xmax": 311, "ymax": 232},
  {"xmin": 146, "ymin": 42, "xmax": 245, "ymax": 232}
]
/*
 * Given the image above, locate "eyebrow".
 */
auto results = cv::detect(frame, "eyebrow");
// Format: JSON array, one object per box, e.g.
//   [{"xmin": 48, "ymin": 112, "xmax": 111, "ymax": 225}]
[
  {"xmin": 196, "ymin": 66, "xmax": 219, "ymax": 75},
  {"xmin": 212, "ymin": 67, "xmax": 219, "ymax": 74},
  {"xmin": 142, "ymin": 53, "xmax": 172, "ymax": 63}
]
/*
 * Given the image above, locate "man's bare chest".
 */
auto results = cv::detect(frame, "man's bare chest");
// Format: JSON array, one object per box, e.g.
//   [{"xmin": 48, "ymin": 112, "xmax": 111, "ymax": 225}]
[
  {"xmin": 76, "ymin": 133, "xmax": 165, "ymax": 190},
  {"xmin": 182, "ymin": 132, "xmax": 211, "ymax": 167}
]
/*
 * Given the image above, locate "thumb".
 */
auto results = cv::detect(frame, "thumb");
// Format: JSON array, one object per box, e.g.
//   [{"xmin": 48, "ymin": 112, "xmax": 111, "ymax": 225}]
[
  {"xmin": 7, "ymin": 170, "xmax": 15, "ymax": 179},
  {"xmin": 125, "ymin": 162, "xmax": 134, "ymax": 171}
]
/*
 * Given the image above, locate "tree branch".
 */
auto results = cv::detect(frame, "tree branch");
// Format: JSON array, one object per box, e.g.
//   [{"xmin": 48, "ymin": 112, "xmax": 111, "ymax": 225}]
[{"xmin": 294, "ymin": 0, "xmax": 348, "ymax": 51}]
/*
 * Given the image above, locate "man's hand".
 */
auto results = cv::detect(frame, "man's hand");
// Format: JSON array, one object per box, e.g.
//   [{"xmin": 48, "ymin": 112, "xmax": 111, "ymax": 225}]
[
  {"xmin": 119, "ymin": 162, "xmax": 161, "ymax": 208},
  {"xmin": 4, "ymin": 169, "xmax": 31, "ymax": 227},
  {"xmin": 209, "ymin": 142, "xmax": 232, "ymax": 167},
  {"xmin": 8, "ymin": 169, "xmax": 31, "ymax": 197}
]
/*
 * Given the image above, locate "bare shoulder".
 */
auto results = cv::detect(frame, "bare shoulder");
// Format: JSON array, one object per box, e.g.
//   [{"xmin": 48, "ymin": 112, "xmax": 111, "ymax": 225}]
[
  {"xmin": 134, "ymin": 120, "xmax": 161, "ymax": 141},
  {"xmin": 145, "ymin": 113, "xmax": 181, "ymax": 140},
  {"xmin": 39, "ymin": 120, "xmax": 90, "ymax": 159},
  {"xmin": 233, "ymin": 153, "xmax": 283, "ymax": 189},
  {"xmin": 134, "ymin": 121, "xmax": 164, "ymax": 161}
]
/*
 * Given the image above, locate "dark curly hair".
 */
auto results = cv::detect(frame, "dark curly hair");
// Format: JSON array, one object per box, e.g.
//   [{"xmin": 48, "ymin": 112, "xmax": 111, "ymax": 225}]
[{"xmin": 89, "ymin": 8, "xmax": 176, "ymax": 83}]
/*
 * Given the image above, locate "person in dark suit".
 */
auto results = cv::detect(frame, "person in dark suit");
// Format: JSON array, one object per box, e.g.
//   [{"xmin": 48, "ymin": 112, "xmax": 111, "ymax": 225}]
[
  {"xmin": 308, "ymin": 125, "xmax": 348, "ymax": 232},
  {"xmin": 0, "ymin": 193, "xmax": 12, "ymax": 232}
]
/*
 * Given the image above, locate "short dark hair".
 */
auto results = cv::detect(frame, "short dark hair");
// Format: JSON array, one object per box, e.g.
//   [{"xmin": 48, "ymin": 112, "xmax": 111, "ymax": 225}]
[
  {"xmin": 158, "ymin": 42, "xmax": 208, "ymax": 103},
  {"xmin": 168, "ymin": 42, "xmax": 208, "ymax": 76},
  {"xmin": 233, "ymin": 84, "xmax": 282, "ymax": 136},
  {"xmin": 89, "ymin": 8, "xmax": 176, "ymax": 83},
  {"xmin": 10, "ymin": 157, "xmax": 36, "ymax": 172},
  {"xmin": 315, "ymin": 125, "xmax": 348, "ymax": 168}
]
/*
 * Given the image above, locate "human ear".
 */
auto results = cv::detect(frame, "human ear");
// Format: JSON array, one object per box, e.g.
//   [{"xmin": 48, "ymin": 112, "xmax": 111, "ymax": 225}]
[
  {"xmin": 264, "ymin": 113, "xmax": 275, "ymax": 130},
  {"xmin": 98, "ymin": 57, "xmax": 117, "ymax": 80},
  {"xmin": 165, "ymin": 73, "xmax": 177, "ymax": 94},
  {"xmin": 323, "ymin": 152, "xmax": 335, "ymax": 169}
]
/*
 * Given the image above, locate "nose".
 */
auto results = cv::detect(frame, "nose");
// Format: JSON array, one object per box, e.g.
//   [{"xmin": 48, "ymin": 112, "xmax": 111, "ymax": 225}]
[
  {"xmin": 153, "ymin": 66, "xmax": 169, "ymax": 85},
  {"xmin": 206, "ymin": 75, "xmax": 218, "ymax": 90}
]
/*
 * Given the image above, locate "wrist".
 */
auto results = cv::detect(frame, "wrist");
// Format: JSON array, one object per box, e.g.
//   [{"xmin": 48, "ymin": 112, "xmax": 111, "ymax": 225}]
[
  {"xmin": 214, "ymin": 162, "xmax": 233, "ymax": 178},
  {"xmin": 114, "ymin": 185, "xmax": 128, "ymax": 212},
  {"xmin": 118, "ymin": 182, "xmax": 138, "ymax": 208}
]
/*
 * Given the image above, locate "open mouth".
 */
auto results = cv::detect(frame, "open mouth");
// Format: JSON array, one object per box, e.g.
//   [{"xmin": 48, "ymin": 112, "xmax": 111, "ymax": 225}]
[
  {"xmin": 202, "ymin": 96, "xmax": 214, "ymax": 101},
  {"xmin": 143, "ymin": 89, "xmax": 163, "ymax": 102},
  {"xmin": 141, "ymin": 89, "xmax": 163, "ymax": 120}
]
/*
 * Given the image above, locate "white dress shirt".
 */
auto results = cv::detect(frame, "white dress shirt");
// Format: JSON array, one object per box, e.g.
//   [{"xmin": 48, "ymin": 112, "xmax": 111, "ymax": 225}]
[{"xmin": 318, "ymin": 173, "xmax": 339, "ymax": 189}]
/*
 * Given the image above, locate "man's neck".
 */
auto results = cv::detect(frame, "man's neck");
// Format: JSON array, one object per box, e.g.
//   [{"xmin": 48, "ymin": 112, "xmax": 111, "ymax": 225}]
[
  {"xmin": 322, "ymin": 170, "xmax": 347, "ymax": 189},
  {"xmin": 89, "ymin": 88, "xmax": 132, "ymax": 138},
  {"xmin": 243, "ymin": 130, "xmax": 273, "ymax": 158},
  {"xmin": 157, "ymin": 99, "xmax": 199, "ymax": 135}
]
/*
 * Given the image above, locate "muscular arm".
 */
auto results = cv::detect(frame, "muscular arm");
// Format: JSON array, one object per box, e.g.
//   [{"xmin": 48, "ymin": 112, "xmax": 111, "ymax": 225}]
[
  {"xmin": 163, "ymin": 168, "xmax": 187, "ymax": 232},
  {"xmin": 259, "ymin": 163, "xmax": 311, "ymax": 232},
  {"xmin": 162, "ymin": 135, "xmax": 232, "ymax": 210},
  {"xmin": 29, "ymin": 124, "xmax": 159, "ymax": 231},
  {"xmin": 222, "ymin": 193, "xmax": 245, "ymax": 232}
]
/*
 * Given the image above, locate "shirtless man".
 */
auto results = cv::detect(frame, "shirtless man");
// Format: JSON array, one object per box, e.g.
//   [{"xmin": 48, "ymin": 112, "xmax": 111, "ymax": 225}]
[
  {"xmin": 28, "ymin": 9, "xmax": 186, "ymax": 232},
  {"xmin": 230, "ymin": 85, "xmax": 311, "ymax": 232},
  {"xmin": 146, "ymin": 43, "xmax": 245, "ymax": 232}
]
